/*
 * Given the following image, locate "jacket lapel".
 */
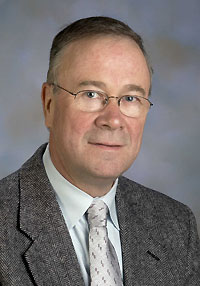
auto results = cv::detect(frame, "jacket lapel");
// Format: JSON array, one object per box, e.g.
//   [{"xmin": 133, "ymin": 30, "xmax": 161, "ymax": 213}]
[
  {"xmin": 19, "ymin": 145, "xmax": 85, "ymax": 286},
  {"xmin": 116, "ymin": 177, "xmax": 179, "ymax": 286}
]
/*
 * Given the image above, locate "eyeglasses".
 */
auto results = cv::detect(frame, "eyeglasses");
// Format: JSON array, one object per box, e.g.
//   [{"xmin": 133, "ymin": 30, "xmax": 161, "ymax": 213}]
[{"xmin": 51, "ymin": 83, "xmax": 153, "ymax": 118}]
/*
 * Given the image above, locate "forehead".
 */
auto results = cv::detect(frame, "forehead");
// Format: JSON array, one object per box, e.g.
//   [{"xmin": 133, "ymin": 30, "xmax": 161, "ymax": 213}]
[
  {"xmin": 57, "ymin": 36, "xmax": 150, "ymax": 92},
  {"xmin": 60, "ymin": 35, "xmax": 144, "ymax": 65}
]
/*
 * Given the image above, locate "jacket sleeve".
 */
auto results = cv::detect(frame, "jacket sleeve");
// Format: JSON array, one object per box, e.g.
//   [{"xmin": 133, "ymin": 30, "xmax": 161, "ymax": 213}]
[{"xmin": 183, "ymin": 207, "xmax": 200, "ymax": 285}]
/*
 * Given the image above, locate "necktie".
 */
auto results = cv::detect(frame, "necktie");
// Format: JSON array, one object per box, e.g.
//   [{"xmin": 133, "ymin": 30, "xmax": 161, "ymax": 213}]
[{"xmin": 87, "ymin": 200, "xmax": 123, "ymax": 286}]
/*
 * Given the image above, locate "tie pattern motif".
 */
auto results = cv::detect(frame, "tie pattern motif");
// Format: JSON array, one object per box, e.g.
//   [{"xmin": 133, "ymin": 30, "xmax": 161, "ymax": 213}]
[{"xmin": 87, "ymin": 200, "xmax": 123, "ymax": 286}]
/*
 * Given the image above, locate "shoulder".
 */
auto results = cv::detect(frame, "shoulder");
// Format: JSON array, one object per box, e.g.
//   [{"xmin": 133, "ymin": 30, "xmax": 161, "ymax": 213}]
[
  {"xmin": 118, "ymin": 175, "xmax": 189, "ymax": 210},
  {"xmin": 0, "ymin": 170, "xmax": 21, "ymax": 234},
  {"xmin": 0, "ymin": 143, "xmax": 47, "ymax": 207},
  {"xmin": 0, "ymin": 170, "xmax": 20, "ymax": 201},
  {"xmin": 118, "ymin": 175, "xmax": 194, "ymax": 227},
  {"xmin": 117, "ymin": 176, "xmax": 199, "ymax": 251}
]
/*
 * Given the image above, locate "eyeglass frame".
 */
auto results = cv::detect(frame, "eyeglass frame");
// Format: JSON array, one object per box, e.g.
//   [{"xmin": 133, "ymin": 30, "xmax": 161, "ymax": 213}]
[{"xmin": 50, "ymin": 82, "xmax": 153, "ymax": 116}]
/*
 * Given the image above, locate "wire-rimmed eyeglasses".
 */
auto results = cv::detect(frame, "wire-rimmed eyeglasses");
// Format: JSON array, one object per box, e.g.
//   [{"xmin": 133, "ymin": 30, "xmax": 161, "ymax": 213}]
[{"xmin": 50, "ymin": 83, "xmax": 153, "ymax": 118}]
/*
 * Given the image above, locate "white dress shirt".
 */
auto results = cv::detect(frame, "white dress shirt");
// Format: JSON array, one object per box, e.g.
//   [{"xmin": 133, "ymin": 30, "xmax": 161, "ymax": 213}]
[{"xmin": 43, "ymin": 145, "xmax": 123, "ymax": 286}]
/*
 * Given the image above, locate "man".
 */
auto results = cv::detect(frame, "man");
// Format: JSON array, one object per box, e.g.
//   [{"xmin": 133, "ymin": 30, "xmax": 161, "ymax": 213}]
[{"xmin": 0, "ymin": 16, "xmax": 199, "ymax": 286}]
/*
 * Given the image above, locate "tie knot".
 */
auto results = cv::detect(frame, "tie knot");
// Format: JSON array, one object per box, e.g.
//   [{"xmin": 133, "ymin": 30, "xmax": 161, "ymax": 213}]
[{"xmin": 87, "ymin": 200, "xmax": 108, "ymax": 228}]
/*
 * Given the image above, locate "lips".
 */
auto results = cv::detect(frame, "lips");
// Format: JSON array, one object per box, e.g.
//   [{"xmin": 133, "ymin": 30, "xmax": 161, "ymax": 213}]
[
  {"xmin": 88, "ymin": 133, "xmax": 128, "ymax": 148},
  {"xmin": 93, "ymin": 143, "xmax": 121, "ymax": 147},
  {"xmin": 89, "ymin": 142, "xmax": 123, "ymax": 148}
]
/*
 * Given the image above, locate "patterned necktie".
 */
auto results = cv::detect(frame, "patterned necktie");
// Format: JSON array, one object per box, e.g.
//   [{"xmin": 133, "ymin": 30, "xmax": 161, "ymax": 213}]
[{"xmin": 87, "ymin": 200, "xmax": 123, "ymax": 286}]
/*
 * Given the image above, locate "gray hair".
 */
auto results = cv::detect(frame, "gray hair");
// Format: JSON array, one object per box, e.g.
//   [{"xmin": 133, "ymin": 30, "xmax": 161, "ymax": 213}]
[{"xmin": 47, "ymin": 16, "xmax": 153, "ymax": 94}]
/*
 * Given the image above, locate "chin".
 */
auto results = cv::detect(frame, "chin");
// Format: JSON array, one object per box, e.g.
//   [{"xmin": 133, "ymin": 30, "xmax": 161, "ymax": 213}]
[{"xmin": 91, "ymin": 164, "xmax": 130, "ymax": 180}]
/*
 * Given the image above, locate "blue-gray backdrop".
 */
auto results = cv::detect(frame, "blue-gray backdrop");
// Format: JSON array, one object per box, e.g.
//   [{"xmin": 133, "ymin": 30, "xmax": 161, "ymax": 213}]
[{"xmin": 0, "ymin": 0, "xmax": 199, "ymax": 233}]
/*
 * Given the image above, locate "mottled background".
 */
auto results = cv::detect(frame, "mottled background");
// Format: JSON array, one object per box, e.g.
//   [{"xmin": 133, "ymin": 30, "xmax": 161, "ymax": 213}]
[{"xmin": 0, "ymin": 0, "xmax": 199, "ymax": 233}]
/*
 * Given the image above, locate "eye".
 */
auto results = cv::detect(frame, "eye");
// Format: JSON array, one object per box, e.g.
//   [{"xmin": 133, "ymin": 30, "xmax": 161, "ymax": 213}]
[
  {"xmin": 124, "ymin": 95, "xmax": 137, "ymax": 102},
  {"xmin": 84, "ymin": 91, "xmax": 99, "ymax": 99}
]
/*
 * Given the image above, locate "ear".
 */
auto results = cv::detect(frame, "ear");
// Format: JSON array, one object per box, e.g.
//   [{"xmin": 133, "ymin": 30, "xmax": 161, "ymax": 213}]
[{"xmin": 41, "ymin": 82, "xmax": 55, "ymax": 128}]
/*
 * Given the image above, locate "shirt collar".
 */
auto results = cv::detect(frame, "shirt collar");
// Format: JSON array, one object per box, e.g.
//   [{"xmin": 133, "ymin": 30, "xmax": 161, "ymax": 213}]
[{"xmin": 43, "ymin": 145, "xmax": 119, "ymax": 231}]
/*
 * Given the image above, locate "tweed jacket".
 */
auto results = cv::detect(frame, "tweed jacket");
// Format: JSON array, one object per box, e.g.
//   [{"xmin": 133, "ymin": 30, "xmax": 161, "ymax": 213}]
[{"xmin": 0, "ymin": 144, "xmax": 200, "ymax": 286}]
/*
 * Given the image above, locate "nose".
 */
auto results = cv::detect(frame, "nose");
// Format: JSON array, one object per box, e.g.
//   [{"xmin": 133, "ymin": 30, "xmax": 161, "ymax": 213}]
[{"xmin": 95, "ymin": 100, "xmax": 125, "ymax": 130}]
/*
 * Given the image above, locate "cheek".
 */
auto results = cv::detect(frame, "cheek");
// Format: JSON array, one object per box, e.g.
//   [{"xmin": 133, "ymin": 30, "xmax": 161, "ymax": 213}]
[
  {"xmin": 67, "ymin": 111, "xmax": 95, "ymax": 140},
  {"xmin": 128, "ymin": 118, "xmax": 146, "ymax": 148},
  {"xmin": 52, "ymin": 102, "xmax": 94, "ymax": 144}
]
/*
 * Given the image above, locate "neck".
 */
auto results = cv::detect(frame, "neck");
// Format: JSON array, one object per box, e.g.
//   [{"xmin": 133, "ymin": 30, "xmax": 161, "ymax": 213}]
[
  {"xmin": 68, "ymin": 177, "xmax": 116, "ymax": 197},
  {"xmin": 59, "ymin": 168, "xmax": 115, "ymax": 197}
]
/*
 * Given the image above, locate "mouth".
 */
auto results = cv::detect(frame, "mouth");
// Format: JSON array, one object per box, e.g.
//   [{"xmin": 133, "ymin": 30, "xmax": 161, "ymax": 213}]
[{"xmin": 88, "ymin": 142, "xmax": 123, "ymax": 150}]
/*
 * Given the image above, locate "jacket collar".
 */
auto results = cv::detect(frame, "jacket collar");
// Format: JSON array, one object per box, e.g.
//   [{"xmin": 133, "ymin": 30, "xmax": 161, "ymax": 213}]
[{"xmin": 19, "ymin": 144, "xmax": 85, "ymax": 286}]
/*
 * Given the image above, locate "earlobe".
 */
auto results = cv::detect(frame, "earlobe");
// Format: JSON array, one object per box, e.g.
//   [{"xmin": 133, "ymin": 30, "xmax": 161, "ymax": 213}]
[{"xmin": 41, "ymin": 82, "xmax": 54, "ymax": 128}]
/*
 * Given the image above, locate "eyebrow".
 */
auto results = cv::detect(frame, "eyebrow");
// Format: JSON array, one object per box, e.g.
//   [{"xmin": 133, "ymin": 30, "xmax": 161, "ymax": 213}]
[
  {"xmin": 77, "ymin": 81, "xmax": 146, "ymax": 96},
  {"xmin": 78, "ymin": 80, "xmax": 106, "ymax": 89},
  {"xmin": 124, "ymin": 84, "xmax": 146, "ymax": 96}
]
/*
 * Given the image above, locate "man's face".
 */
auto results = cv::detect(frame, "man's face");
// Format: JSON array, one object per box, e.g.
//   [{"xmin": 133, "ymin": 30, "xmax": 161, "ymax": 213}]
[{"xmin": 42, "ymin": 36, "xmax": 151, "ymax": 189}]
